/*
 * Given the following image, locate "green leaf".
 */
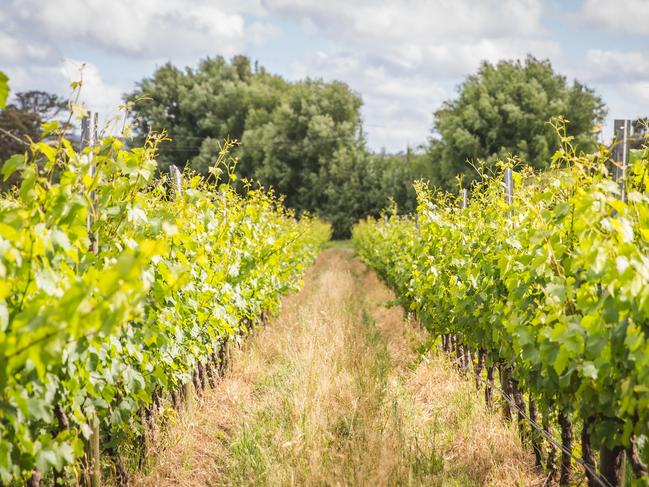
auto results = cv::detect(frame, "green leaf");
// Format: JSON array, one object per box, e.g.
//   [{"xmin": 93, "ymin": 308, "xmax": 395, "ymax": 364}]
[
  {"xmin": 545, "ymin": 282, "xmax": 566, "ymax": 303},
  {"xmin": 581, "ymin": 362, "xmax": 598, "ymax": 379},
  {"xmin": 553, "ymin": 347, "xmax": 570, "ymax": 375},
  {"xmin": 0, "ymin": 71, "xmax": 8, "ymax": 109},
  {"xmin": 51, "ymin": 229, "xmax": 71, "ymax": 251},
  {"xmin": 0, "ymin": 439, "xmax": 14, "ymax": 484},
  {"xmin": 35, "ymin": 267, "xmax": 60, "ymax": 296},
  {"xmin": 36, "ymin": 142, "xmax": 57, "ymax": 164},
  {"xmin": 41, "ymin": 120, "xmax": 60, "ymax": 137},
  {"xmin": 35, "ymin": 447, "xmax": 60, "ymax": 472},
  {"xmin": 27, "ymin": 396, "xmax": 52, "ymax": 421},
  {"xmin": 2, "ymin": 154, "xmax": 24, "ymax": 181}
]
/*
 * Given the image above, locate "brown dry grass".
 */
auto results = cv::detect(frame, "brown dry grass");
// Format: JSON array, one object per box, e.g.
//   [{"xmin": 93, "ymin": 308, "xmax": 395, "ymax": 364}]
[{"xmin": 133, "ymin": 247, "xmax": 542, "ymax": 486}]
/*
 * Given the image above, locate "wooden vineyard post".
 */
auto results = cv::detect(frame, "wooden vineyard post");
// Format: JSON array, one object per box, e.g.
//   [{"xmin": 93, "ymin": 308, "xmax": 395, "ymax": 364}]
[
  {"xmin": 168, "ymin": 165, "xmax": 193, "ymax": 404},
  {"xmin": 90, "ymin": 422, "xmax": 100, "ymax": 487},
  {"xmin": 81, "ymin": 112, "xmax": 101, "ymax": 487},
  {"xmin": 611, "ymin": 119, "xmax": 631, "ymax": 204},
  {"xmin": 460, "ymin": 188, "xmax": 470, "ymax": 375},
  {"xmin": 599, "ymin": 120, "xmax": 631, "ymax": 486},
  {"xmin": 82, "ymin": 112, "xmax": 99, "ymax": 254},
  {"xmin": 501, "ymin": 169, "xmax": 515, "ymax": 421},
  {"xmin": 504, "ymin": 168, "xmax": 514, "ymax": 216},
  {"xmin": 169, "ymin": 164, "xmax": 183, "ymax": 197},
  {"xmin": 558, "ymin": 412, "xmax": 573, "ymax": 485}
]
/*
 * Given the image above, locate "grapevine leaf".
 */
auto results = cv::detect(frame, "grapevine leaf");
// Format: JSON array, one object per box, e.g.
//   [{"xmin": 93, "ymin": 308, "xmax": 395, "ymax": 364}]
[
  {"xmin": 2, "ymin": 154, "xmax": 24, "ymax": 181},
  {"xmin": 0, "ymin": 71, "xmax": 8, "ymax": 109}
]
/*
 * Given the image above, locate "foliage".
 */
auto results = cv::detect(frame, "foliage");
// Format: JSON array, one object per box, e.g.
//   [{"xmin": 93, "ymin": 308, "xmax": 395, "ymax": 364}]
[
  {"xmin": 427, "ymin": 56, "xmax": 607, "ymax": 191},
  {"xmin": 353, "ymin": 127, "xmax": 649, "ymax": 480},
  {"xmin": 0, "ymin": 128, "xmax": 329, "ymax": 483},
  {"xmin": 0, "ymin": 71, "xmax": 8, "ymax": 110},
  {"xmin": 630, "ymin": 118, "xmax": 649, "ymax": 150},
  {"xmin": 321, "ymin": 150, "xmax": 420, "ymax": 237},
  {"xmin": 0, "ymin": 87, "xmax": 71, "ymax": 190},
  {"xmin": 237, "ymin": 78, "xmax": 362, "ymax": 213},
  {"xmin": 13, "ymin": 91, "xmax": 68, "ymax": 123},
  {"xmin": 126, "ymin": 55, "xmax": 422, "ymax": 238},
  {"xmin": 0, "ymin": 107, "xmax": 40, "ymax": 164}
]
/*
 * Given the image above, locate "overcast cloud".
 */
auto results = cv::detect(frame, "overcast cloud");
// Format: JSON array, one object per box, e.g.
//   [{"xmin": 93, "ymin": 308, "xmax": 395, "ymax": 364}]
[{"xmin": 0, "ymin": 0, "xmax": 647, "ymax": 151}]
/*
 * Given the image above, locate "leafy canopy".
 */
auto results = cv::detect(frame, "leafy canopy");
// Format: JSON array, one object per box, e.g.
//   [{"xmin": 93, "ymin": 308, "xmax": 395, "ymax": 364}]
[
  {"xmin": 0, "ymin": 71, "xmax": 8, "ymax": 109},
  {"xmin": 0, "ymin": 120, "xmax": 329, "ymax": 483},
  {"xmin": 354, "ymin": 132, "xmax": 649, "ymax": 465},
  {"xmin": 126, "ymin": 55, "xmax": 422, "ymax": 238},
  {"xmin": 428, "ymin": 56, "xmax": 606, "ymax": 190}
]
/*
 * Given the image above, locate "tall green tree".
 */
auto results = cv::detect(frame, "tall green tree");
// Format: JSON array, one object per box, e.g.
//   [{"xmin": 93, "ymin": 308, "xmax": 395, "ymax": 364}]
[
  {"xmin": 14, "ymin": 90, "xmax": 67, "ymax": 122},
  {"xmin": 0, "ymin": 71, "xmax": 9, "ymax": 109},
  {"xmin": 320, "ymin": 148, "xmax": 421, "ymax": 236},
  {"xmin": 238, "ymin": 79, "xmax": 362, "ymax": 212},
  {"xmin": 427, "ymin": 56, "xmax": 606, "ymax": 190},
  {"xmin": 0, "ymin": 90, "xmax": 68, "ymax": 162},
  {"xmin": 127, "ymin": 56, "xmax": 429, "ymax": 237},
  {"xmin": 127, "ymin": 56, "xmax": 379, "ymax": 237},
  {"xmin": 127, "ymin": 55, "xmax": 290, "ymax": 174},
  {"xmin": 1, "ymin": 89, "xmax": 69, "ymax": 190}
]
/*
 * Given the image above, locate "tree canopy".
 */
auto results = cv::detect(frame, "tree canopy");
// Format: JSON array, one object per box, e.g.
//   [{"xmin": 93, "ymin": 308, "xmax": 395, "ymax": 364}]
[
  {"xmin": 0, "ymin": 89, "xmax": 69, "ymax": 189},
  {"xmin": 126, "ymin": 55, "xmax": 610, "ymax": 235},
  {"xmin": 126, "ymin": 55, "xmax": 421, "ymax": 237},
  {"xmin": 427, "ymin": 56, "xmax": 607, "ymax": 190}
]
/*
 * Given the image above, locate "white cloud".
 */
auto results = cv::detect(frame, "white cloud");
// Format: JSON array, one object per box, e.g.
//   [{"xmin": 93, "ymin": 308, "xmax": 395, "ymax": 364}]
[
  {"xmin": 0, "ymin": 29, "xmax": 55, "ymax": 65},
  {"xmin": 3, "ymin": 59, "xmax": 126, "ymax": 130},
  {"xmin": 0, "ymin": 0, "xmax": 263, "ymax": 130},
  {"xmin": 6, "ymin": 0, "xmax": 246, "ymax": 60},
  {"xmin": 584, "ymin": 49, "xmax": 649, "ymax": 83},
  {"xmin": 626, "ymin": 81, "xmax": 649, "ymax": 104},
  {"xmin": 290, "ymin": 51, "xmax": 447, "ymax": 151},
  {"xmin": 248, "ymin": 21, "xmax": 281, "ymax": 46},
  {"xmin": 579, "ymin": 48, "xmax": 649, "ymax": 143},
  {"xmin": 581, "ymin": 0, "xmax": 649, "ymax": 34},
  {"xmin": 61, "ymin": 60, "xmax": 124, "ymax": 109},
  {"xmin": 264, "ymin": 0, "xmax": 556, "ymax": 78},
  {"xmin": 264, "ymin": 0, "xmax": 544, "ymax": 42},
  {"xmin": 269, "ymin": 0, "xmax": 557, "ymax": 150},
  {"xmin": 2, "ymin": 0, "xmax": 647, "ymax": 152}
]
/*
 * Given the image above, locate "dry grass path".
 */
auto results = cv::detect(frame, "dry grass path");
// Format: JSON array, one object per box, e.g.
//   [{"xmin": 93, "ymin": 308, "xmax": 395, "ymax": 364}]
[{"xmin": 135, "ymin": 247, "xmax": 540, "ymax": 486}]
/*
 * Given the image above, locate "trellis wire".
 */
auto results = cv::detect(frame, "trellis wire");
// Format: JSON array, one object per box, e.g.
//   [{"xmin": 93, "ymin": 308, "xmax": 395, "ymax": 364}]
[{"xmin": 444, "ymin": 352, "xmax": 612, "ymax": 487}]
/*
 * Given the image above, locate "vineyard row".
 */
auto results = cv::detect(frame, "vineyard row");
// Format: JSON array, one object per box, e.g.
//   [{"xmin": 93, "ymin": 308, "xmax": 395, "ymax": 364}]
[
  {"xmin": 0, "ymin": 120, "xmax": 330, "ymax": 485},
  {"xmin": 353, "ymin": 130, "xmax": 649, "ymax": 486}
]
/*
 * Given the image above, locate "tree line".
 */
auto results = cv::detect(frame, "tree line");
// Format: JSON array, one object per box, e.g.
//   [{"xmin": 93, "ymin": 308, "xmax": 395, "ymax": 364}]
[
  {"xmin": 2, "ymin": 55, "xmax": 641, "ymax": 237},
  {"xmin": 125, "ymin": 55, "xmax": 423, "ymax": 237}
]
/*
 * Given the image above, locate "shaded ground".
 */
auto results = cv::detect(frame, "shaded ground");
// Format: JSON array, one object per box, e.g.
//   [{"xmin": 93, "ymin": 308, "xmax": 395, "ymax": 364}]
[{"xmin": 134, "ymin": 248, "xmax": 541, "ymax": 486}]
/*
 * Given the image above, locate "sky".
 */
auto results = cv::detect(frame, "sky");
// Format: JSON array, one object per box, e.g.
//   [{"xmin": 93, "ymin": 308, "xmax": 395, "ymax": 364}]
[{"xmin": 1, "ymin": 0, "xmax": 648, "ymax": 152}]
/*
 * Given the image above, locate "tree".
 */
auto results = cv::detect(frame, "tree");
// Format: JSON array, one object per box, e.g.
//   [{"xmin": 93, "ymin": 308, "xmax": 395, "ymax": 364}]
[
  {"xmin": 631, "ymin": 118, "xmax": 648, "ymax": 149},
  {"xmin": 14, "ymin": 91, "xmax": 67, "ymax": 122},
  {"xmin": 127, "ymin": 56, "xmax": 289, "ymax": 174},
  {"xmin": 427, "ymin": 56, "xmax": 607, "ymax": 190},
  {"xmin": 0, "ymin": 90, "xmax": 69, "ymax": 190},
  {"xmin": 127, "ymin": 56, "xmax": 431, "ymax": 237},
  {"xmin": 0, "ymin": 106, "xmax": 39, "ymax": 159},
  {"xmin": 319, "ymin": 148, "xmax": 421, "ymax": 237},
  {"xmin": 238, "ymin": 79, "xmax": 363, "ymax": 212},
  {"xmin": 0, "ymin": 107, "xmax": 39, "ymax": 190},
  {"xmin": 127, "ymin": 56, "xmax": 376, "ymax": 237}
]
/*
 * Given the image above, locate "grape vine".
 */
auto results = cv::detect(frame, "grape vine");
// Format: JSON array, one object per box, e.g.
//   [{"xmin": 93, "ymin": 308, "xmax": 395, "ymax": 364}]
[
  {"xmin": 0, "ymin": 127, "xmax": 329, "ymax": 484},
  {"xmin": 353, "ymin": 126, "xmax": 649, "ymax": 485}
]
